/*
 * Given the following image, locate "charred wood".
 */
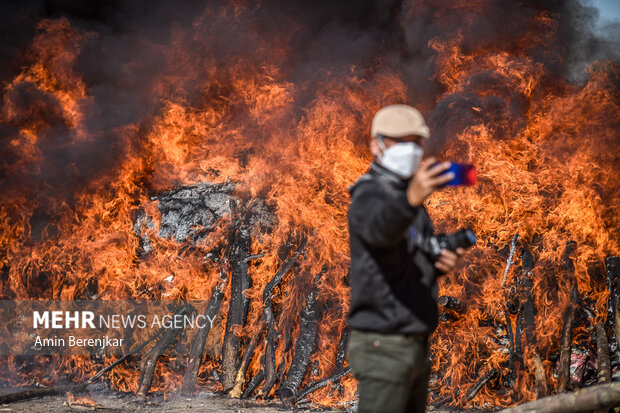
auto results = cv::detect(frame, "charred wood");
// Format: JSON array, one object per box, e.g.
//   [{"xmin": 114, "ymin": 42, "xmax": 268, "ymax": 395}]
[
  {"xmin": 465, "ymin": 367, "xmax": 497, "ymax": 402},
  {"xmin": 268, "ymin": 242, "xmax": 309, "ymax": 393},
  {"xmin": 275, "ymin": 337, "xmax": 291, "ymax": 387},
  {"xmin": 503, "ymin": 235, "xmax": 519, "ymax": 373},
  {"xmin": 0, "ymin": 384, "xmax": 87, "ymax": 404},
  {"xmin": 182, "ymin": 276, "xmax": 227, "ymax": 395},
  {"xmin": 558, "ymin": 241, "xmax": 578, "ymax": 393},
  {"xmin": 594, "ymin": 323, "xmax": 612, "ymax": 384},
  {"xmin": 244, "ymin": 252, "xmax": 266, "ymax": 262},
  {"xmin": 69, "ymin": 306, "xmax": 184, "ymax": 399},
  {"xmin": 277, "ymin": 271, "xmax": 324, "ymax": 400},
  {"xmin": 438, "ymin": 295, "xmax": 465, "ymax": 313},
  {"xmin": 242, "ymin": 370, "xmax": 265, "ymax": 399},
  {"xmin": 335, "ymin": 326, "xmax": 350, "ymax": 370},
  {"xmin": 432, "ymin": 395, "xmax": 454, "ymax": 407},
  {"xmin": 294, "ymin": 367, "xmax": 352, "ymax": 404},
  {"xmin": 137, "ymin": 303, "xmax": 195, "ymax": 397},
  {"xmin": 502, "ymin": 233, "xmax": 520, "ymax": 287},
  {"xmin": 497, "ymin": 382, "xmax": 620, "ymax": 413},
  {"xmin": 439, "ymin": 312, "xmax": 458, "ymax": 322},
  {"xmin": 264, "ymin": 237, "xmax": 307, "ymax": 301},
  {"xmin": 6, "ymin": 302, "xmax": 195, "ymax": 404},
  {"xmin": 606, "ymin": 256, "xmax": 620, "ymax": 345},
  {"xmin": 521, "ymin": 246, "xmax": 535, "ymax": 275},
  {"xmin": 229, "ymin": 320, "xmax": 264, "ymax": 398},
  {"xmin": 134, "ymin": 182, "xmax": 237, "ymax": 252},
  {"xmin": 438, "ymin": 295, "xmax": 464, "ymax": 322},
  {"xmin": 557, "ymin": 302, "xmax": 577, "ymax": 392},
  {"xmin": 274, "ymin": 322, "xmax": 294, "ymax": 391},
  {"xmin": 514, "ymin": 306, "xmax": 523, "ymax": 365},
  {"xmin": 260, "ymin": 332, "xmax": 278, "ymax": 397},
  {"xmin": 220, "ymin": 222, "xmax": 252, "ymax": 391},
  {"xmin": 259, "ymin": 238, "xmax": 307, "ymax": 396},
  {"xmin": 521, "ymin": 248, "xmax": 548, "ymax": 397},
  {"xmin": 331, "ymin": 325, "xmax": 351, "ymax": 396},
  {"xmin": 505, "ymin": 308, "xmax": 516, "ymax": 371},
  {"xmin": 84, "ymin": 316, "xmax": 170, "ymax": 386},
  {"xmin": 507, "ymin": 248, "xmax": 530, "ymax": 371}
]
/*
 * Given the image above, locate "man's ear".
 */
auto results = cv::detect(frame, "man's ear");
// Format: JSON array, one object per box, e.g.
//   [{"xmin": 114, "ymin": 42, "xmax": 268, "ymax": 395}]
[{"xmin": 369, "ymin": 138, "xmax": 381, "ymax": 158}]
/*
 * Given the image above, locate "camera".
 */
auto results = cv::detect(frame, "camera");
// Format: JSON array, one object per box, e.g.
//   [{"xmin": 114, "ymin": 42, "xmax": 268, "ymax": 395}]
[{"xmin": 418, "ymin": 228, "xmax": 477, "ymax": 259}]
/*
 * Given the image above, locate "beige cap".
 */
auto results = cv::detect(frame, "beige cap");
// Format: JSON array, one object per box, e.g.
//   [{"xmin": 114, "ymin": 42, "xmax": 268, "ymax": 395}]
[{"xmin": 370, "ymin": 104, "xmax": 430, "ymax": 139}]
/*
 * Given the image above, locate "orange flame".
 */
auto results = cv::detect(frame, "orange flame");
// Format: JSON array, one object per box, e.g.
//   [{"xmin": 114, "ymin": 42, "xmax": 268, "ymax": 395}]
[
  {"xmin": 67, "ymin": 391, "xmax": 96, "ymax": 407},
  {"xmin": 0, "ymin": 1, "xmax": 618, "ymax": 410}
]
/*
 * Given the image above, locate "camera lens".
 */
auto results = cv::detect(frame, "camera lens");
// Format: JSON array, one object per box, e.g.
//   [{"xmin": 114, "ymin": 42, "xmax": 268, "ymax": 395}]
[
  {"xmin": 436, "ymin": 228, "xmax": 477, "ymax": 252},
  {"xmin": 457, "ymin": 228, "xmax": 477, "ymax": 248}
]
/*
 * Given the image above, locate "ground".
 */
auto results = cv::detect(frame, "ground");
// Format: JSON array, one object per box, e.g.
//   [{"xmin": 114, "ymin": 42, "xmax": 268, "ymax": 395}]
[
  {"xmin": 0, "ymin": 386, "xmax": 466, "ymax": 412},
  {"xmin": 0, "ymin": 391, "xmax": 466, "ymax": 413},
  {"xmin": 0, "ymin": 388, "xmax": 346, "ymax": 413}
]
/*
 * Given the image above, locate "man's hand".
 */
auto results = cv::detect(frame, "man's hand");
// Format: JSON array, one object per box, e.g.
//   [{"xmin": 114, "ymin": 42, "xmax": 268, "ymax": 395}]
[
  {"xmin": 435, "ymin": 247, "xmax": 465, "ymax": 273},
  {"xmin": 407, "ymin": 157, "xmax": 454, "ymax": 207}
]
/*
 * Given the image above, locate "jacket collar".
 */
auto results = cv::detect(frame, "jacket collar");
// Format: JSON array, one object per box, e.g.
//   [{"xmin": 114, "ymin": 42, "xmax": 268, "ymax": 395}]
[{"xmin": 369, "ymin": 161, "xmax": 410, "ymax": 190}]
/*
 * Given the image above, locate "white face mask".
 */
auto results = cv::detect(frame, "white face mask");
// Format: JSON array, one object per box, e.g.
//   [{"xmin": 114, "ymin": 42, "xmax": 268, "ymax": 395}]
[{"xmin": 377, "ymin": 139, "xmax": 424, "ymax": 179}]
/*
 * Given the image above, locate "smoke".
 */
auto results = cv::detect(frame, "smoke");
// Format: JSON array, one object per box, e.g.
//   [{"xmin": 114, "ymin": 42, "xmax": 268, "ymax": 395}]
[
  {"xmin": 0, "ymin": 1, "xmax": 43, "ymax": 84},
  {"xmin": 557, "ymin": 0, "xmax": 620, "ymax": 82},
  {"xmin": 0, "ymin": 0, "xmax": 617, "ymax": 216},
  {"xmin": 0, "ymin": 0, "xmax": 402, "ymax": 208},
  {"xmin": 395, "ymin": 0, "xmax": 620, "ymax": 154}
]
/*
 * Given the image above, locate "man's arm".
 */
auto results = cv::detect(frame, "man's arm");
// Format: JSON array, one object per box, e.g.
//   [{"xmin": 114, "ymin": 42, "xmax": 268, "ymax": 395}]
[
  {"xmin": 349, "ymin": 157, "xmax": 455, "ymax": 248},
  {"xmin": 348, "ymin": 182, "xmax": 418, "ymax": 248}
]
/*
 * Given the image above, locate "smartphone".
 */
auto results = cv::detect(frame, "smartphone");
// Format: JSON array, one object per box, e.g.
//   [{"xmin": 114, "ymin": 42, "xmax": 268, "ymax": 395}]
[{"xmin": 439, "ymin": 163, "xmax": 477, "ymax": 186}]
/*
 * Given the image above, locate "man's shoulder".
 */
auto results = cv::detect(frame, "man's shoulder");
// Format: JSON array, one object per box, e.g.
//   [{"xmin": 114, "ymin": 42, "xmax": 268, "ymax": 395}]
[
  {"xmin": 349, "ymin": 173, "xmax": 373, "ymax": 192},
  {"xmin": 349, "ymin": 173, "xmax": 382, "ymax": 198}
]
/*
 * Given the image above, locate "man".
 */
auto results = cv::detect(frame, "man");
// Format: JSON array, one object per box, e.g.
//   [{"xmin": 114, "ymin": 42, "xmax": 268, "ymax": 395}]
[{"xmin": 347, "ymin": 104, "xmax": 466, "ymax": 413}]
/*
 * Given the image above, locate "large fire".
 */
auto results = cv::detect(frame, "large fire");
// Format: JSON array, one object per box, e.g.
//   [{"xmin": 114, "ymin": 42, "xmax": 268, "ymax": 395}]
[{"xmin": 0, "ymin": 0, "xmax": 618, "ymax": 409}]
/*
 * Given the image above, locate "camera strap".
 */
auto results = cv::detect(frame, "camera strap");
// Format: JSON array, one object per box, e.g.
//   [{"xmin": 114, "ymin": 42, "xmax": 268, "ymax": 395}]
[{"xmin": 408, "ymin": 227, "xmax": 440, "ymax": 257}]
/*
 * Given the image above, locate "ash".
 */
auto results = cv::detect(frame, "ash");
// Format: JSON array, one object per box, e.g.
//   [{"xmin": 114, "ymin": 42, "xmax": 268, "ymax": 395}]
[{"xmin": 133, "ymin": 181, "xmax": 276, "ymax": 255}]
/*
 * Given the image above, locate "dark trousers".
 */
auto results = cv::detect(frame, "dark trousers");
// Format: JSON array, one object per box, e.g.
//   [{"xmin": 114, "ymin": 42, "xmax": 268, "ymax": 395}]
[{"xmin": 348, "ymin": 329, "xmax": 431, "ymax": 413}]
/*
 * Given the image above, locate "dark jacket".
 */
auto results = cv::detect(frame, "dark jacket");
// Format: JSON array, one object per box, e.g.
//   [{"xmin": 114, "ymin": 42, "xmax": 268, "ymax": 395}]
[{"xmin": 347, "ymin": 162, "xmax": 440, "ymax": 335}]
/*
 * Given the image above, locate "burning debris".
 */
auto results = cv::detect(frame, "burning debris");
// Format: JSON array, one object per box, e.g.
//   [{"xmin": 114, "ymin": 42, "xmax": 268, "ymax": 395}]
[
  {"xmin": 0, "ymin": 0, "xmax": 619, "ymax": 411},
  {"xmin": 66, "ymin": 391, "xmax": 97, "ymax": 409},
  {"xmin": 133, "ymin": 181, "xmax": 275, "ymax": 256}
]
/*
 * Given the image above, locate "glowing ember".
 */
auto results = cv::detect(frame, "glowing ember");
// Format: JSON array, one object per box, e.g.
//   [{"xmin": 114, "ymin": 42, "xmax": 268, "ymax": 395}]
[{"xmin": 67, "ymin": 391, "xmax": 96, "ymax": 407}]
